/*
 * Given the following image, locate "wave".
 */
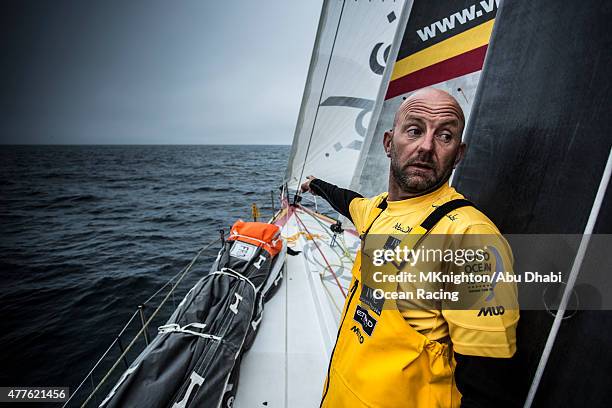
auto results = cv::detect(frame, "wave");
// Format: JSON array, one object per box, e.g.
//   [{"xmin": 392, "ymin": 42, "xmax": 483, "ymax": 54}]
[
  {"xmin": 41, "ymin": 172, "xmax": 73, "ymax": 180},
  {"xmin": 0, "ymin": 179, "xmax": 15, "ymax": 186},
  {"xmin": 191, "ymin": 186, "xmax": 232, "ymax": 193},
  {"xmin": 142, "ymin": 214, "xmax": 179, "ymax": 224},
  {"xmin": 42, "ymin": 194, "xmax": 102, "ymax": 207},
  {"xmin": 142, "ymin": 234, "xmax": 174, "ymax": 242}
]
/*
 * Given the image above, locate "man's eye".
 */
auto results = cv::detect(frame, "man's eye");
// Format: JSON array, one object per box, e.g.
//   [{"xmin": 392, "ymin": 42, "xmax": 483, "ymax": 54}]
[
  {"xmin": 438, "ymin": 133, "xmax": 453, "ymax": 142},
  {"xmin": 406, "ymin": 128, "xmax": 422, "ymax": 137}
]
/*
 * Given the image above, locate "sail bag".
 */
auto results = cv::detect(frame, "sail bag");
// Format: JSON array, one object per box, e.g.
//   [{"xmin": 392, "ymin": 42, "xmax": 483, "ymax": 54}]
[{"xmin": 100, "ymin": 220, "xmax": 284, "ymax": 408}]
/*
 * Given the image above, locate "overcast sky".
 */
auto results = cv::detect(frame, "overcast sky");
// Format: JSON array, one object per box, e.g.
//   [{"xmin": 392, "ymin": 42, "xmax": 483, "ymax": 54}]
[{"xmin": 0, "ymin": 0, "xmax": 322, "ymax": 145}]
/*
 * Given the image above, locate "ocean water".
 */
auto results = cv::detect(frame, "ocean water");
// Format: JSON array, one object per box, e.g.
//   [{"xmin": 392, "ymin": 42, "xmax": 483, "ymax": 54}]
[{"xmin": 0, "ymin": 145, "xmax": 289, "ymax": 400}]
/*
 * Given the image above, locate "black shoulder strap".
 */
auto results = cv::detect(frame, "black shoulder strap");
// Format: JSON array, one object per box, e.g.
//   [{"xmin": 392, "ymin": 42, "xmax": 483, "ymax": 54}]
[
  {"xmin": 361, "ymin": 195, "xmax": 388, "ymax": 239},
  {"xmin": 420, "ymin": 199, "xmax": 475, "ymax": 231},
  {"xmin": 377, "ymin": 197, "xmax": 388, "ymax": 210},
  {"xmin": 362, "ymin": 197, "xmax": 475, "ymax": 240}
]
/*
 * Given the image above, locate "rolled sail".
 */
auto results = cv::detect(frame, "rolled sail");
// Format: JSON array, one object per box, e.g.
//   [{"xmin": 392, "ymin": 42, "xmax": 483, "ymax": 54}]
[{"xmin": 100, "ymin": 221, "xmax": 285, "ymax": 408}]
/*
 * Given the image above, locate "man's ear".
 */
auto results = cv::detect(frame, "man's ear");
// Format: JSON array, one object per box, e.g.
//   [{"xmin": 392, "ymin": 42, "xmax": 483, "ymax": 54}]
[
  {"xmin": 453, "ymin": 143, "xmax": 467, "ymax": 168},
  {"xmin": 383, "ymin": 130, "xmax": 393, "ymax": 158}
]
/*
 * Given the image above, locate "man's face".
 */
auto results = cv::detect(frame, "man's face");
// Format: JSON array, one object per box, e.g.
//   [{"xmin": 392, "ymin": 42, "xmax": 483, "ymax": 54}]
[{"xmin": 384, "ymin": 90, "xmax": 465, "ymax": 194}]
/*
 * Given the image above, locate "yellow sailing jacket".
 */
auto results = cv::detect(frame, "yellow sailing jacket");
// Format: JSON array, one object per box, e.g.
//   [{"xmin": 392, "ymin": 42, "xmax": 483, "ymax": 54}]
[{"xmin": 321, "ymin": 185, "xmax": 518, "ymax": 408}]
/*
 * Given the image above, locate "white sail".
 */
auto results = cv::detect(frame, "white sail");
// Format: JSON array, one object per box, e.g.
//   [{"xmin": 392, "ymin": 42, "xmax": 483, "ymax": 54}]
[
  {"xmin": 285, "ymin": 0, "xmax": 406, "ymax": 190},
  {"xmin": 351, "ymin": 0, "xmax": 499, "ymax": 196}
]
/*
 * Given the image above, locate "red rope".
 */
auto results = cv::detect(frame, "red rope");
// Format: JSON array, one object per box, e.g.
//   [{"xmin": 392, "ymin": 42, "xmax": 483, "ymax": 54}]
[{"xmin": 293, "ymin": 207, "xmax": 347, "ymax": 297}]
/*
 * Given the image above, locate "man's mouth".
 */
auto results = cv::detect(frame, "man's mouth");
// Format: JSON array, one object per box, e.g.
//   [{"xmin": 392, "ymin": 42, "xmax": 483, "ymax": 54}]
[{"xmin": 407, "ymin": 162, "xmax": 435, "ymax": 172}]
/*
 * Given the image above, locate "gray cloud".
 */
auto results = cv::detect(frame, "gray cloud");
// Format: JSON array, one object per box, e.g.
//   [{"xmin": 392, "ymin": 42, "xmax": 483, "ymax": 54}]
[{"xmin": 0, "ymin": 0, "xmax": 321, "ymax": 144}]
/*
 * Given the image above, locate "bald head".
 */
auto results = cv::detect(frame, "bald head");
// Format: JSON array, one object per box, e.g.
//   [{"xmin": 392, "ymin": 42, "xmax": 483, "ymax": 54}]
[
  {"xmin": 393, "ymin": 88, "xmax": 465, "ymax": 134},
  {"xmin": 383, "ymin": 87, "xmax": 467, "ymax": 200}
]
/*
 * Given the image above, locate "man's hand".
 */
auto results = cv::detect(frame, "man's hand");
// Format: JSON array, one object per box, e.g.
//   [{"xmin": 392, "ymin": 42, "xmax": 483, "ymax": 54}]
[
  {"xmin": 300, "ymin": 176, "xmax": 317, "ymax": 194},
  {"xmin": 297, "ymin": 177, "xmax": 363, "ymax": 222}
]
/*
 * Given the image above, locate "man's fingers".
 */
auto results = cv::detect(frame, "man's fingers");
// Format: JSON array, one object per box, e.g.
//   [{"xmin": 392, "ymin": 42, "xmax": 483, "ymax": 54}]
[{"xmin": 300, "ymin": 176, "xmax": 316, "ymax": 193}]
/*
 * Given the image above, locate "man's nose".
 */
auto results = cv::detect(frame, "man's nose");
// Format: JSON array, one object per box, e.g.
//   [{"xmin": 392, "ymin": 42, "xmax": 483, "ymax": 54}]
[{"xmin": 416, "ymin": 130, "xmax": 435, "ymax": 153}]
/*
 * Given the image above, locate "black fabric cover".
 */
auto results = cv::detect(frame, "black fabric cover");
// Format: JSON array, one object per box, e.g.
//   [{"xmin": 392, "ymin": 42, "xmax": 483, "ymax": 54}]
[{"xmin": 100, "ymin": 235, "xmax": 283, "ymax": 408}]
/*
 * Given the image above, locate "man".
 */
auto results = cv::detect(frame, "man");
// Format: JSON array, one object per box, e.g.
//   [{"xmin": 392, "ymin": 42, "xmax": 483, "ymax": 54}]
[{"xmin": 300, "ymin": 88, "xmax": 520, "ymax": 408}]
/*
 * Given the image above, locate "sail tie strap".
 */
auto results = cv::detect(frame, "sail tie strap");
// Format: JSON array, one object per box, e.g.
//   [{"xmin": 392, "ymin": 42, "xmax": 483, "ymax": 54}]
[
  {"xmin": 213, "ymin": 268, "xmax": 265, "ymax": 331},
  {"xmin": 213, "ymin": 268, "xmax": 258, "ymax": 294},
  {"xmin": 158, "ymin": 323, "xmax": 222, "ymax": 341}
]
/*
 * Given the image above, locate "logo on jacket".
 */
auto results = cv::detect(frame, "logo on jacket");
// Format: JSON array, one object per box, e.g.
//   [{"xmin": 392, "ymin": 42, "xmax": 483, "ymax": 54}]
[
  {"xmin": 393, "ymin": 223, "xmax": 412, "ymax": 233},
  {"xmin": 477, "ymin": 305, "xmax": 505, "ymax": 317},
  {"xmin": 383, "ymin": 236, "xmax": 402, "ymax": 251},
  {"xmin": 350, "ymin": 325, "xmax": 365, "ymax": 344},
  {"xmin": 360, "ymin": 284, "xmax": 384, "ymax": 316},
  {"xmin": 353, "ymin": 305, "xmax": 378, "ymax": 336}
]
